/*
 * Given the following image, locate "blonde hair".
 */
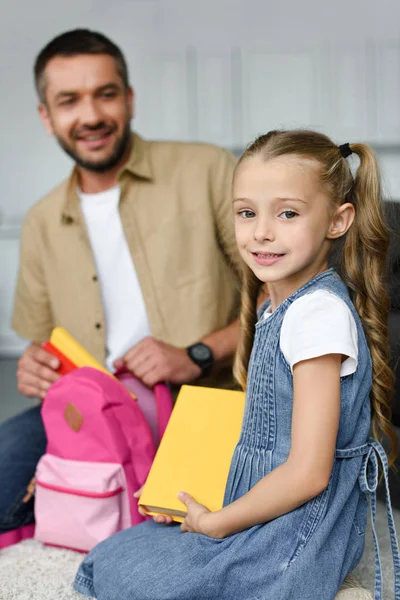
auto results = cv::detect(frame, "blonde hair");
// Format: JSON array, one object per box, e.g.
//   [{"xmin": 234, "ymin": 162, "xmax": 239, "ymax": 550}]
[{"xmin": 233, "ymin": 130, "xmax": 397, "ymax": 468}]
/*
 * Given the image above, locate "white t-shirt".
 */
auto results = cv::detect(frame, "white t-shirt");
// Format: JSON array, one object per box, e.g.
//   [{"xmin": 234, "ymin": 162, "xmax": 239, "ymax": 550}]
[
  {"xmin": 263, "ymin": 290, "xmax": 358, "ymax": 376},
  {"xmin": 79, "ymin": 186, "xmax": 151, "ymax": 371}
]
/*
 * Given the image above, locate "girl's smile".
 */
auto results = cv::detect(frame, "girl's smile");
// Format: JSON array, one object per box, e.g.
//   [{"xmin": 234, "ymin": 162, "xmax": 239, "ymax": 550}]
[
  {"xmin": 251, "ymin": 251, "xmax": 285, "ymax": 267},
  {"xmin": 233, "ymin": 153, "xmax": 342, "ymax": 308}
]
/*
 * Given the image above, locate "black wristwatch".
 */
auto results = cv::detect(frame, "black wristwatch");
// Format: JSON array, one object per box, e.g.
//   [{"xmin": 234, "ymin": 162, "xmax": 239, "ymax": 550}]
[{"xmin": 186, "ymin": 342, "xmax": 214, "ymax": 377}]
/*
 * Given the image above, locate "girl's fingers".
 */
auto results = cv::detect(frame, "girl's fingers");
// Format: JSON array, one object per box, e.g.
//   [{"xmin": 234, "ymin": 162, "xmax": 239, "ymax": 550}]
[{"xmin": 154, "ymin": 515, "xmax": 173, "ymax": 525}]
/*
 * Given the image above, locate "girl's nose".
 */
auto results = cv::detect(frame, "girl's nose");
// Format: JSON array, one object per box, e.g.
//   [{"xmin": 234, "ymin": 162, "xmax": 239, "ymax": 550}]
[{"xmin": 254, "ymin": 220, "xmax": 275, "ymax": 242}]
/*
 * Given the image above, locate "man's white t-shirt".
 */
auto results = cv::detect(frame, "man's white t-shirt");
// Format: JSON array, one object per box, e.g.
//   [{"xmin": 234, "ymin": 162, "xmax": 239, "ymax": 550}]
[
  {"xmin": 263, "ymin": 290, "xmax": 359, "ymax": 376},
  {"xmin": 79, "ymin": 186, "xmax": 151, "ymax": 371}
]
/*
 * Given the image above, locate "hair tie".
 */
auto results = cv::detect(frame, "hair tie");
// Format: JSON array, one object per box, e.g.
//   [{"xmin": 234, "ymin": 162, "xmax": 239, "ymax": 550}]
[{"xmin": 339, "ymin": 143, "xmax": 352, "ymax": 159}]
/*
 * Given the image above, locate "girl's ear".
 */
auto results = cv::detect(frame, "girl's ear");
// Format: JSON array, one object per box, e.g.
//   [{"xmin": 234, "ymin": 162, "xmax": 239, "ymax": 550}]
[{"xmin": 327, "ymin": 203, "xmax": 355, "ymax": 240}]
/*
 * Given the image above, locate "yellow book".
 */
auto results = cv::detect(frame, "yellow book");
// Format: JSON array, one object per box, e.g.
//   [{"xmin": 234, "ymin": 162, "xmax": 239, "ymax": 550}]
[
  {"xmin": 50, "ymin": 327, "xmax": 109, "ymax": 375},
  {"xmin": 139, "ymin": 385, "xmax": 245, "ymax": 523},
  {"xmin": 49, "ymin": 327, "xmax": 137, "ymax": 400}
]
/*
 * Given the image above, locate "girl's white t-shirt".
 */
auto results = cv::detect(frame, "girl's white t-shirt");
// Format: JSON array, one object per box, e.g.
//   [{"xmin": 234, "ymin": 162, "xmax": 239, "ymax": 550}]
[
  {"xmin": 263, "ymin": 290, "xmax": 358, "ymax": 376},
  {"xmin": 79, "ymin": 186, "xmax": 151, "ymax": 371}
]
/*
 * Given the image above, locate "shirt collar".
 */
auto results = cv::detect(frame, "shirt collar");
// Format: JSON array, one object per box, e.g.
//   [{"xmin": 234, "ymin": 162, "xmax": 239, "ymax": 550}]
[
  {"xmin": 122, "ymin": 133, "xmax": 153, "ymax": 181},
  {"xmin": 60, "ymin": 132, "xmax": 153, "ymax": 224}
]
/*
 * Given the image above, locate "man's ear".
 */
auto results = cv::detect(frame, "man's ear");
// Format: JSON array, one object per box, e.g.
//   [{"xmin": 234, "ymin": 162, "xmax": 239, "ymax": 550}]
[
  {"xmin": 127, "ymin": 86, "xmax": 135, "ymax": 120},
  {"xmin": 38, "ymin": 103, "xmax": 54, "ymax": 136},
  {"xmin": 327, "ymin": 203, "xmax": 355, "ymax": 239}
]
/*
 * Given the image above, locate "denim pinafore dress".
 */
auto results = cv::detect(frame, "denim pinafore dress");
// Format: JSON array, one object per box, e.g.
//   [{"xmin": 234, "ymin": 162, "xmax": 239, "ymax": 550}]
[{"xmin": 74, "ymin": 269, "xmax": 400, "ymax": 600}]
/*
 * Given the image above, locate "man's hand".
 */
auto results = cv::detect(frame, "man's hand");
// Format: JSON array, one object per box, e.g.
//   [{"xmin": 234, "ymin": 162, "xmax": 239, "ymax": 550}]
[
  {"xmin": 17, "ymin": 344, "xmax": 60, "ymax": 399},
  {"xmin": 114, "ymin": 337, "xmax": 201, "ymax": 387}
]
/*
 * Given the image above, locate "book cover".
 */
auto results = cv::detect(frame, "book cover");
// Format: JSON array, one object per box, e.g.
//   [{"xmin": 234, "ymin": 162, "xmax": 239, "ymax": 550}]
[
  {"xmin": 139, "ymin": 385, "xmax": 245, "ymax": 523},
  {"xmin": 50, "ymin": 327, "xmax": 109, "ymax": 375},
  {"xmin": 48, "ymin": 327, "xmax": 136, "ymax": 400},
  {"xmin": 41, "ymin": 341, "xmax": 77, "ymax": 376}
]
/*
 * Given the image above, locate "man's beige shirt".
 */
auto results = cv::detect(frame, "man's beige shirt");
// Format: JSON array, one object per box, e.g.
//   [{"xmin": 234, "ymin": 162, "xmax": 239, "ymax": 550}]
[{"xmin": 13, "ymin": 134, "xmax": 241, "ymax": 378}]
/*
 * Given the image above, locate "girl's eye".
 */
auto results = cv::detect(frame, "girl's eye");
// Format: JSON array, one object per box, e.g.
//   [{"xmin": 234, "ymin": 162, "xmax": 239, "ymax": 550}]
[
  {"xmin": 238, "ymin": 209, "xmax": 256, "ymax": 219},
  {"xmin": 279, "ymin": 210, "xmax": 297, "ymax": 220}
]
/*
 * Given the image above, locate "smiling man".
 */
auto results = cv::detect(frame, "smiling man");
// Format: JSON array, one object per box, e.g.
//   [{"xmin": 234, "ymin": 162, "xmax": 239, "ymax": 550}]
[{"xmin": 1, "ymin": 29, "xmax": 241, "ymax": 534}]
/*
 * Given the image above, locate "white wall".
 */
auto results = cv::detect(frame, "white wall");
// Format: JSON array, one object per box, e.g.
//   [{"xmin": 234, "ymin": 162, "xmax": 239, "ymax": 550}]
[{"xmin": 1, "ymin": 0, "xmax": 400, "ymax": 354}]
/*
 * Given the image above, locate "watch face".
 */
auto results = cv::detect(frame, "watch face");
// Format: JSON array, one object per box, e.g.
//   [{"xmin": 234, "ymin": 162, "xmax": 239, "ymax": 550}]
[{"xmin": 191, "ymin": 344, "xmax": 212, "ymax": 361}]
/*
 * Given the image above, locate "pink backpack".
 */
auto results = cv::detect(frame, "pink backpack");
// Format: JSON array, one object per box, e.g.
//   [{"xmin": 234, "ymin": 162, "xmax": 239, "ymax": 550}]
[{"xmin": 33, "ymin": 367, "xmax": 173, "ymax": 552}]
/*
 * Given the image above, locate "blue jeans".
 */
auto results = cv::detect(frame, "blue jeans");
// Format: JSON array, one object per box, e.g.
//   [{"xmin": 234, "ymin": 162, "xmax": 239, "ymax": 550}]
[{"xmin": 0, "ymin": 405, "xmax": 46, "ymax": 532}]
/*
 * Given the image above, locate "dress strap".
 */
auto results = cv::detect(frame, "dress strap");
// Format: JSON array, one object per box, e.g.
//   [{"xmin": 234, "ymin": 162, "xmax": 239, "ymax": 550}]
[{"xmin": 336, "ymin": 438, "xmax": 400, "ymax": 599}]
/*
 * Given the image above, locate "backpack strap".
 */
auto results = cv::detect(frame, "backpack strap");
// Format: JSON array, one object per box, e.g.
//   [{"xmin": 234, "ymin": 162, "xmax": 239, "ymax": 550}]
[
  {"xmin": 153, "ymin": 384, "xmax": 174, "ymax": 442},
  {"xmin": 114, "ymin": 369, "xmax": 173, "ymax": 446}
]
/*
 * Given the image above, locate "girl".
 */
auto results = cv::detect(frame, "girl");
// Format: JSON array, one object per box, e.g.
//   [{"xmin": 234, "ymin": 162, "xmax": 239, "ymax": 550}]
[{"xmin": 74, "ymin": 130, "xmax": 400, "ymax": 600}]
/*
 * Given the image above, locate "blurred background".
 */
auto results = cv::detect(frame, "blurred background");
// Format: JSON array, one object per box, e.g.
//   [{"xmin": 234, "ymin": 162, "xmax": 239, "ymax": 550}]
[
  {"xmin": 1, "ymin": 5, "xmax": 400, "ymax": 593},
  {"xmin": 1, "ymin": 0, "xmax": 400, "ymax": 356}
]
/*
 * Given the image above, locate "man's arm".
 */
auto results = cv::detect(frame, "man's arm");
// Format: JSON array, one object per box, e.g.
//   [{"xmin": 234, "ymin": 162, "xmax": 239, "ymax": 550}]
[
  {"xmin": 201, "ymin": 319, "xmax": 239, "ymax": 370},
  {"xmin": 113, "ymin": 320, "xmax": 240, "ymax": 389},
  {"xmin": 114, "ymin": 290, "xmax": 271, "ymax": 388},
  {"xmin": 13, "ymin": 212, "xmax": 54, "ymax": 343},
  {"xmin": 113, "ymin": 149, "xmax": 242, "ymax": 388},
  {"xmin": 13, "ymin": 212, "xmax": 60, "ymax": 398}
]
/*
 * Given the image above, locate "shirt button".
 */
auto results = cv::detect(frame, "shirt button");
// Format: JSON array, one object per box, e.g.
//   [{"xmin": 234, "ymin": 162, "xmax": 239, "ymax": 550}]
[
  {"xmin": 95, "ymin": 323, "xmax": 102, "ymax": 329},
  {"xmin": 92, "ymin": 275, "xmax": 98, "ymax": 281},
  {"xmin": 61, "ymin": 215, "xmax": 74, "ymax": 225}
]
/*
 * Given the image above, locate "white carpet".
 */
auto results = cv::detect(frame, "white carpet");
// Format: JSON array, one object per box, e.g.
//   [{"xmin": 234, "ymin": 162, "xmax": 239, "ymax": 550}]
[
  {"xmin": 0, "ymin": 539, "xmax": 373, "ymax": 600},
  {"xmin": 0, "ymin": 540, "xmax": 88, "ymax": 600}
]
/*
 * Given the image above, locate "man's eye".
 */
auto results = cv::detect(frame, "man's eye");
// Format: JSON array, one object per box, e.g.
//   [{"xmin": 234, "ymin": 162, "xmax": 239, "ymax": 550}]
[
  {"xmin": 280, "ymin": 210, "xmax": 297, "ymax": 220},
  {"xmin": 102, "ymin": 92, "xmax": 117, "ymax": 98},
  {"xmin": 59, "ymin": 98, "xmax": 75, "ymax": 106},
  {"xmin": 238, "ymin": 210, "xmax": 255, "ymax": 219}
]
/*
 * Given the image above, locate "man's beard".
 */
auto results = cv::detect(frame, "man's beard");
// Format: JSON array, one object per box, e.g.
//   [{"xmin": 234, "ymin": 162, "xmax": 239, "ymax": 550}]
[{"xmin": 55, "ymin": 120, "xmax": 132, "ymax": 173}]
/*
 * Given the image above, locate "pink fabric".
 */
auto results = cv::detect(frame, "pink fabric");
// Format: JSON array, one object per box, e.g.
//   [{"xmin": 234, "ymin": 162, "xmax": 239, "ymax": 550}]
[
  {"xmin": 34, "ymin": 367, "xmax": 159, "ymax": 550},
  {"xmin": 36, "ymin": 480, "xmax": 124, "ymax": 498},
  {"xmin": 154, "ymin": 384, "xmax": 174, "ymax": 443},
  {"xmin": 35, "ymin": 455, "xmax": 131, "ymax": 552},
  {"xmin": 34, "ymin": 368, "xmax": 174, "ymax": 551},
  {"xmin": 0, "ymin": 524, "xmax": 35, "ymax": 550},
  {"xmin": 115, "ymin": 370, "xmax": 173, "ymax": 445}
]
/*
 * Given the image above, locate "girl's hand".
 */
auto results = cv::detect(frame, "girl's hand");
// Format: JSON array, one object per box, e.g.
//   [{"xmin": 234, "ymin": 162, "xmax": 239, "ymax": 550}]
[
  {"xmin": 179, "ymin": 492, "xmax": 224, "ymax": 538},
  {"xmin": 133, "ymin": 488, "xmax": 174, "ymax": 524}
]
